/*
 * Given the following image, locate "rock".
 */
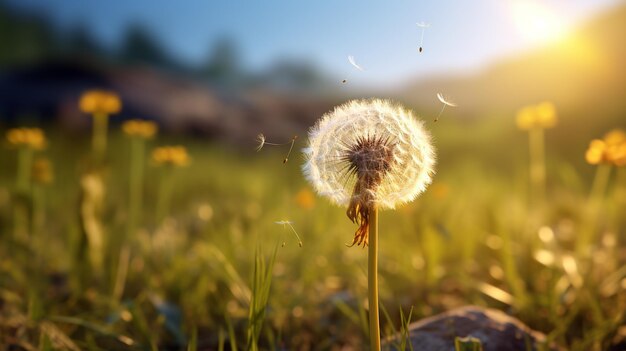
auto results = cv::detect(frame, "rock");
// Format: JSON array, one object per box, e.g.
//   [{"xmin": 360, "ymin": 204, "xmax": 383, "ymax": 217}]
[{"xmin": 385, "ymin": 306, "xmax": 560, "ymax": 351}]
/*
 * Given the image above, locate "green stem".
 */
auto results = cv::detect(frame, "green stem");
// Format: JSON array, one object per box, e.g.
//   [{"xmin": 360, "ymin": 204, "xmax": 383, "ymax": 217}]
[
  {"xmin": 16, "ymin": 147, "xmax": 34, "ymax": 190},
  {"xmin": 368, "ymin": 206, "xmax": 380, "ymax": 351},
  {"xmin": 577, "ymin": 164, "xmax": 612, "ymax": 256},
  {"xmin": 529, "ymin": 127, "xmax": 545, "ymax": 205},
  {"xmin": 588, "ymin": 164, "xmax": 611, "ymax": 204},
  {"xmin": 128, "ymin": 138, "xmax": 145, "ymax": 241},
  {"xmin": 13, "ymin": 147, "xmax": 34, "ymax": 241},
  {"xmin": 92, "ymin": 113, "xmax": 109, "ymax": 162},
  {"xmin": 156, "ymin": 167, "xmax": 174, "ymax": 224}
]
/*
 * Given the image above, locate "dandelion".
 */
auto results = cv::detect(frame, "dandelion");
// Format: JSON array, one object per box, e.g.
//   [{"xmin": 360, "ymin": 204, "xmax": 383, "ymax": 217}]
[
  {"xmin": 123, "ymin": 120, "xmax": 158, "ymax": 248},
  {"xmin": 515, "ymin": 102, "xmax": 558, "ymax": 204},
  {"xmin": 255, "ymin": 133, "xmax": 298, "ymax": 164},
  {"xmin": 416, "ymin": 21, "xmax": 430, "ymax": 52},
  {"xmin": 122, "ymin": 119, "xmax": 158, "ymax": 139},
  {"xmin": 435, "ymin": 93, "xmax": 457, "ymax": 122},
  {"xmin": 578, "ymin": 129, "xmax": 626, "ymax": 256},
  {"xmin": 274, "ymin": 220, "xmax": 303, "ymax": 247},
  {"xmin": 79, "ymin": 89, "xmax": 122, "ymax": 161},
  {"xmin": 6, "ymin": 128, "xmax": 47, "ymax": 240},
  {"xmin": 31, "ymin": 158, "xmax": 53, "ymax": 237},
  {"xmin": 303, "ymin": 99, "xmax": 435, "ymax": 350},
  {"xmin": 153, "ymin": 146, "xmax": 190, "ymax": 223}
]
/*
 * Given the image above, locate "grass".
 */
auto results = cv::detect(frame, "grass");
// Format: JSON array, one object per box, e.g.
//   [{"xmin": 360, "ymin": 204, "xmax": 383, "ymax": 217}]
[{"xmin": 0, "ymin": 128, "xmax": 625, "ymax": 350}]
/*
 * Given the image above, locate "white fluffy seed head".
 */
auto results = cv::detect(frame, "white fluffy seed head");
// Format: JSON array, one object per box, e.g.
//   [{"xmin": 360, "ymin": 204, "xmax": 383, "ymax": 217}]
[{"xmin": 302, "ymin": 99, "xmax": 435, "ymax": 210}]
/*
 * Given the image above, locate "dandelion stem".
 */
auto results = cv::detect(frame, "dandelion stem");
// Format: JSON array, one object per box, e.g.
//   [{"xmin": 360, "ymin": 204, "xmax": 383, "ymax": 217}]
[
  {"xmin": 588, "ymin": 164, "xmax": 611, "ymax": 204},
  {"xmin": 368, "ymin": 205, "xmax": 381, "ymax": 351},
  {"xmin": 529, "ymin": 127, "xmax": 545, "ymax": 205},
  {"xmin": 92, "ymin": 113, "xmax": 109, "ymax": 162},
  {"xmin": 156, "ymin": 166, "xmax": 175, "ymax": 224},
  {"xmin": 128, "ymin": 137, "xmax": 145, "ymax": 241},
  {"xmin": 577, "ymin": 164, "xmax": 612, "ymax": 257},
  {"xmin": 13, "ymin": 147, "xmax": 34, "ymax": 241}
]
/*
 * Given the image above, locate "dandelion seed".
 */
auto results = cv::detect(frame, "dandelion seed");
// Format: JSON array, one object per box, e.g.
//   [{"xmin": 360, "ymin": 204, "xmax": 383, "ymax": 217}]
[
  {"xmin": 435, "ymin": 93, "xmax": 457, "ymax": 122},
  {"xmin": 256, "ymin": 133, "xmax": 266, "ymax": 152},
  {"xmin": 416, "ymin": 22, "xmax": 430, "ymax": 53},
  {"xmin": 342, "ymin": 79, "xmax": 348, "ymax": 84},
  {"xmin": 348, "ymin": 55, "xmax": 365, "ymax": 71},
  {"xmin": 283, "ymin": 136, "xmax": 298, "ymax": 164},
  {"xmin": 275, "ymin": 220, "xmax": 303, "ymax": 247},
  {"xmin": 256, "ymin": 133, "xmax": 298, "ymax": 164}
]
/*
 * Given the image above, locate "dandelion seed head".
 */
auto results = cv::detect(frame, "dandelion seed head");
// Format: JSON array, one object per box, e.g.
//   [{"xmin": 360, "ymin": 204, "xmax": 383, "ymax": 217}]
[
  {"xmin": 303, "ymin": 99, "xmax": 435, "ymax": 210},
  {"xmin": 436, "ymin": 93, "xmax": 457, "ymax": 107}
]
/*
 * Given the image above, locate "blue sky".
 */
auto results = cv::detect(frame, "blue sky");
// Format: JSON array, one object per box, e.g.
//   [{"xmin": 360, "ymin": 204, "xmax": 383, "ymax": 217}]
[{"xmin": 6, "ymin": 0, "xmax": 622, "ymax": 88}]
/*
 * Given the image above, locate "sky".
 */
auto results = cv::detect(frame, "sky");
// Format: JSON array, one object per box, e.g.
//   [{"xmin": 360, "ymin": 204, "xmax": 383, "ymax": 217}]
[{"xmin": 5, "ymin": 0, "xmax": 622, "ymax": 89}]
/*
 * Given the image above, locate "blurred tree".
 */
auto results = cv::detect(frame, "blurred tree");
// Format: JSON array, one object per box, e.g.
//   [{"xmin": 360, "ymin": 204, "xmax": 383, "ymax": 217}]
[
  {"xmin": 0, "ymin": 2, "xmax": 57, "ymax": 67},
  {"xmin": 201, "ymin": 37, "xmax": 242, "ymax": 87},
  {"xmin": 118, "ymin": 24, "xmax": 174, "ymax": 68},
  {"xmin": 65, "ymin": 23, "xmax": 104, "ymax": 60},
  {"xmin": 262, "ymin": 59, "xmax": 327, "ymax": 92}
]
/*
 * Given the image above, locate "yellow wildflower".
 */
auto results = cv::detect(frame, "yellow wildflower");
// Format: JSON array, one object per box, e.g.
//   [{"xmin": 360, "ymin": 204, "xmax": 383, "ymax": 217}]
[
  {"xmin": 122, "ymin": 119, "xmax": 158, "ymax": 139},
  {"xmin": 515, "ymin": 102, "xmax": 558, "ymax": 130},
  {"xmin": 6, "ymin": 128, "xmax": 46, "ymax": 150},
  {"xmin": 585, "ymin": 140, "xmax": 607, "ymax": 165},
  {"xmin": 32, "ymin": 158, "xmax": 54, "ymax": 184},
  {"xmin": 586, "ymin": 130, "xmax": 626, "ymax": 166},
  {"xmin": 152, "ymin": 146, "xmax": 190, "ymax": 167},
  {"xmin": 535, "ymin": 102, "xmax": 557, "ymax": 128},
  {"xmin": 295, "ymin": 188, "xmax": 315, "ymax": 210},
  {"xmin": 79, "ymin": 90, "xmax": 122, "ymax": 115}
]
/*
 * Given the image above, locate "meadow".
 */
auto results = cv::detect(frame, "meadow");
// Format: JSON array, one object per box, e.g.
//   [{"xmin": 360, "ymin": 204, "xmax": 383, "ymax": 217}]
[{"xmin": 0, "ymin": 105, "xmax": 625, "ymax": 351}]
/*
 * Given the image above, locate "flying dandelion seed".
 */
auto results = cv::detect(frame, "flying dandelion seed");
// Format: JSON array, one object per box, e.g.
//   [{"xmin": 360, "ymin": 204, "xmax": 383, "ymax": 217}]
[
  {"xmin": 275, "ymin": 220, "xmax": 303, "ymax": 247},
  {"xmin": 256, "ymin": 133, "xmax": 298, "ymax": 164},
  {"xmin": 342, "ymin": 79, "xmax": 348, "ymax": 84},
  {"xmin": 435, "ymin": 93, "xmax": 457, "ymax": 122},
  {"xmin": 283, "ymin": 136, "xmax": 298, "ymax": 164},
  {"xmin": 348, "ymin": 55, "xmax": 365, "ymax": 71},
  {"xmin": 416, "ymin": 22, "xmax": 430, "ymax": 52}
]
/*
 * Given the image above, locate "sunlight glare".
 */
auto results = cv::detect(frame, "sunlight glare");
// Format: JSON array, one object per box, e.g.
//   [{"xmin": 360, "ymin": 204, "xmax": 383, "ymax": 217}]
[{"xmin": 512, "ymin": 1, "xmax": 567, "ymax": 45}]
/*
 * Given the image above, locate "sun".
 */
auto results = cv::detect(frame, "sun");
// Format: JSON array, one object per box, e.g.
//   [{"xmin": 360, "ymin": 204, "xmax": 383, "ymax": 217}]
[{"xmin": 512, "ymin": 1, "xmax": 567, "ymax": 45}]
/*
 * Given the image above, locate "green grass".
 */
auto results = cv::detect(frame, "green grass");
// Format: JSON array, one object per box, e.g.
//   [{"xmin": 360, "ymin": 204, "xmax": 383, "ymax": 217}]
[{"xmin": 0, "ymin": 128, "xmax": 625, "ymax": 350}]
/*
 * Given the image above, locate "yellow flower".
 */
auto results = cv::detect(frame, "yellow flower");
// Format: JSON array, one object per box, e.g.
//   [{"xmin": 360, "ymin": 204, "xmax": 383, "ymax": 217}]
[
  {"xmin": 152, "ymin": 146, "xmax": 190, "ymax": 167},
  {"xmin": 122, "ymin": 119, "xmax": 158, "ymax": 139},
  {"xmin": 586, "ymin": 130, "xmax": 626, "ymax": 166},
  {"xmin": 515, "ymin": 106, "xmax": 535, "ymax": 130},
  {"xmin": 295, "ymin": 188, "xmax": 315, "ymax": 210},
  {"xmin": 32, "ymin": 158, "xmax": 54, "ymax": 184},
  {"xmin": 6, "ymin": 128, "xmax": 46, "ymax": 150},
  {"xmin": 79, "ymin": 90, "xmax": 122, "ymax": 115},
  {"xmin": 515, "ymin": 102, "xmax": 558, "ymax": 130},
  {"xmin": 603, "ymin": 129, "xmax": 626, "ymax": 147},
  {"xmin": 585, "ymin": 139, "xmax": 607, "ymax": 165},
  {"xmin": 535, "ymin": 102, "xmax": 557, "ymax": 128}
]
